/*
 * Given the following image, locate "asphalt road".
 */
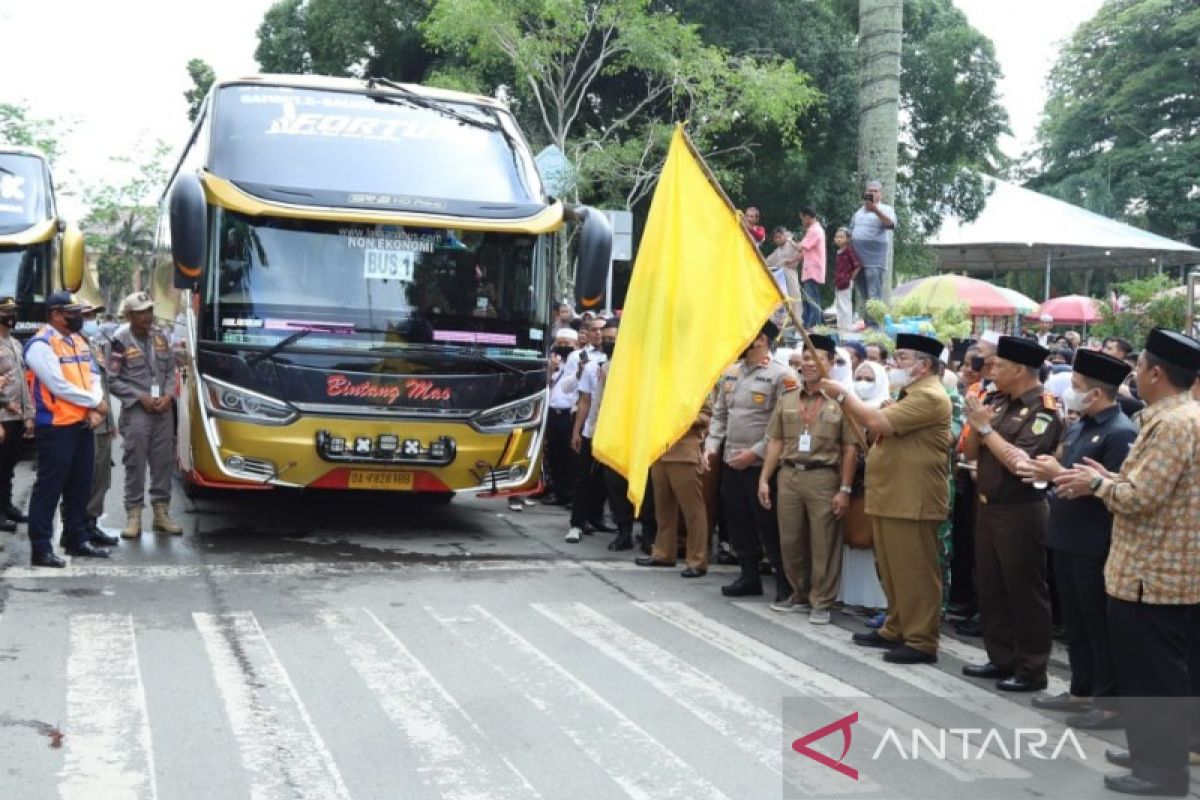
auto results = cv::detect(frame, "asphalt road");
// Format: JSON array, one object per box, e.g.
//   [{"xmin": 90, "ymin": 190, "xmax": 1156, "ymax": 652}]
[{"xmin": 0, "ymin": 458, "xmax": 1181, "ymax": 800}]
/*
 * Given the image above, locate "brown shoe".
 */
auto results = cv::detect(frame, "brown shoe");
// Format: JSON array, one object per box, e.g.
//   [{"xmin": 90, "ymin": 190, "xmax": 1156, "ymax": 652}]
[
  {"xmin": 151, "ymin": 503, "xmax": 183, "ymax": 535},
  {"xmin": 121, "ymin": 505, "xmax": 143, "ymax": 539}
]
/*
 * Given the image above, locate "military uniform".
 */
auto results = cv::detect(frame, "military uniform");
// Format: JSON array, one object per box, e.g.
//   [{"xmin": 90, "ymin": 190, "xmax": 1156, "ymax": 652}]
[
  {"xmin": 705, "ymin": 355, "xmax": 799, "ymax": 599},
  {"xmin": 767, "ymin": 383, "xmax": 855, "ymax": 610},
  {"xmin": 974, "ymin": 385, "xmax": 1064, "ymax": 684},
  {"xmin": 106, "ymin": 305, "xmax": 180, "ymax": 536},
  {"xmin": 85, "ymin": 328, "xmax": 116, "ymax": 531},
  {"xmin": 0, "ymin": 311, "xmax": 33, "ymax": 532}
]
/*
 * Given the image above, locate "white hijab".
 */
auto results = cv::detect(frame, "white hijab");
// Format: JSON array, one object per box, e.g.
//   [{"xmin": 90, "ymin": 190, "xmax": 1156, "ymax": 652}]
[{"xmin": 854, "ymin": 361, "xmax": 891, "ymax": 408}]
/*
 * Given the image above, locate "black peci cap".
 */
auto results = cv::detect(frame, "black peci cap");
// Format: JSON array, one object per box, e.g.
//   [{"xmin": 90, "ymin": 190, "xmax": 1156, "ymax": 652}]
[
  {"xmin": 895, "ymin": 333, "xmax": 944, "ymax": 359},
  {"xmin": 1144, "ymin": 328, "xmax": 1200, "ymax": 372},
  {"xmin": 1073, "ymin": 349, "xmax": 1131, "ymax": 387},
  {"xmin": 807, "ymin": 333, "xmax": 837, "ymax": 355},
  {"xmin": 761, "ymin": 319, "xmax": 780, "ymax": 341},
  {"xmin": 997, "ymin": 335, "xmax": 1049, "ymax": 368}
]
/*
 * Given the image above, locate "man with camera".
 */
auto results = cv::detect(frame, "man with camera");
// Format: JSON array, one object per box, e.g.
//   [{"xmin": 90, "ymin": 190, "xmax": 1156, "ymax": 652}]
[{"xmin": 848, "ymin": 180, "xmax": 897, "ymax": 304}]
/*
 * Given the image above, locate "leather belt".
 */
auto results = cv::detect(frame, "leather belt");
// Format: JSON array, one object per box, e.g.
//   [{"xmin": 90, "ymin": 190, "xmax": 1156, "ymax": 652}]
[
  {"xmin": 781, "ymin": 460, "xmax": 835, "ymax": 471},
  {"xmin": 549, "ymin": 408, "xmax": 573, "ymax": 415}
]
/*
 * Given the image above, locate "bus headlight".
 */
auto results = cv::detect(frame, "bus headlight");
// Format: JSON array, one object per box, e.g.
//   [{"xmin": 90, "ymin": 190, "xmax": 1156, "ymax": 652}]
[
  {"xmin": 202, "ymin": 376, "xmax": 297, "ymax": 425},
  {"xmin": 471, "ymin": 392, "xmax": 545, "ymax": 432}
]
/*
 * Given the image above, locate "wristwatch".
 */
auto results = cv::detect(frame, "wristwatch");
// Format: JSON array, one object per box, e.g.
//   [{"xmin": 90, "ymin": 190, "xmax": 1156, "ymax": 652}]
[
  {"xmin": 977, "ymin": 424, "xmax": 994, "ymax": 436},
  {"xmin": 839, "ymin": 485, "xmax": 853, "ymax": 495},
  {"xmin": 1089, "ymin": 476, "xmax": 1103, "ymax": 494},
  {"xmin": 834, "ymin": 392, "xmax": 846, "ymax": 404}
]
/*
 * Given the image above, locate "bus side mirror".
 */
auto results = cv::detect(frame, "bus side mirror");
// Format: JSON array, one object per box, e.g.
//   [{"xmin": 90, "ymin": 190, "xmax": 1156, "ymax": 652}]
[
  {"xmin": 170, "ymin": 173, "xmax": 208, "ymax": 289},
  {"xmin": 572, "ymin": 207, "xmax": 612, "ymax": 310},
  {"xmin": 61, "ymin": 223, "xmax": 85, "ymax": 292}
]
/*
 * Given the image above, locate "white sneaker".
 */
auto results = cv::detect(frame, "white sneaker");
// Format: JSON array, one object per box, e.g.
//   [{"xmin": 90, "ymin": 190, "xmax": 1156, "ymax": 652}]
[
  {"xmin": 770, "ymin": 599, "xmax": 812, "ymax": 613},
  {"xmin": 809, "ymin": 608, "xmax": 831, "ymax": 625},
  {"xmin": 564, "ymin": 527, "xmax": 582, "ymax": 543}
]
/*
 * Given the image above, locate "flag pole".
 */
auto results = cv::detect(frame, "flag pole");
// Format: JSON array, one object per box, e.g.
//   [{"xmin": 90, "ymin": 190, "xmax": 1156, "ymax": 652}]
[{"xmin": 677, "ymin": 126, "xmax": 869, "ymax": 451}]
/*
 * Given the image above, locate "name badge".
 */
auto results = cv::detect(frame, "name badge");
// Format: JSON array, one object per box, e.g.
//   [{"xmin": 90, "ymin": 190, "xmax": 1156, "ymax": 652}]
[
  {"xmin": 798, "ymin": 433, "xmax": 812, "ymax": 453},
  {"xmin": 150, "ymin": 386, "xmax": 161, "ymax": 399}
]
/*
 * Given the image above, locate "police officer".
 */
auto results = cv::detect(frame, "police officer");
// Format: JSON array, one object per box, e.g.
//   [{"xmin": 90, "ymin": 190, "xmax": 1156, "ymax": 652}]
[
  {"xmin": 823, "ymin": 333, "xmax": 952, "ymax": 665},
  {"xmin": 79, "ymin": 302, "xmax": 120, "ymax": 546},
  {"xmin": 106, "ymin": 291, "xmax": 182, "ymax": 537},
  {"xmin": 0, "ymin": 296, "xmax": 32, "ymax": 538},
  {"xmin": 704, "ymin": 320, "xmax": 798, "ymax": 601},
  {"xmin": 1019, "ymin": 349, "xmax": 1136, "ymax": 728},
  {"xmin": 758, "ymin": 333, "xmax": 857, "ymax": 624},
  {"xmin": 24, "ymin": 292, "xmax": 110, "ymax": 567},
  {"xmin": 962, "ymin": 335, "xmax": 1064, "ymax": 692}
]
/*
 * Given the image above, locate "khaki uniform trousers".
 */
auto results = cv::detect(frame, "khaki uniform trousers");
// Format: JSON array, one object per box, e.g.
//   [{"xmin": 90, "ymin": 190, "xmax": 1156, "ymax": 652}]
[
  {"xmin": 776, "ymin": 466, "xmax": 842, "ymax": 608},
  {"xmin": 87, "ymin": 431, "xmax": 112, "ymax": 520},
  {"xmin": 120, "ymin": 406, "xmax": 175, "ymax": 507},
  {"xmin": 649, "ymin": 461, "xmax": 709, "ymax": 570},
  {"xmin": 874, "ymin": 516, "xmax": 942, "ymax": 655}
]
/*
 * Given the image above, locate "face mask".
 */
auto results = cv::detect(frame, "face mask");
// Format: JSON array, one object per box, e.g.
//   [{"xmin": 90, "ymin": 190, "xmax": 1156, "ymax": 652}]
[
  {"xmin": 552, "ymin": 345, "xmax": 574, "ymax": 360},
  {"xmin": 0, "ymin": 315, "xmax": 15, "ymax": 329},
  {"xmin": 854, "ymin": 380, "xmax": 876, "ymax": 399},
  {"xmin": 82, "ymin": 320, "xmax": 99, "ymax": 338},
  {"xmin": 64, "ymin": 315, "xmax": 84, "ymax": 334},
  {"xmin": 1063, "ymin": 386, "xmax": 1094, "ymax": 413},
  {"xmin": 601, "ymin": 341, "xmax": 615, "ymax": 358},
  {"xmin": 888, "ymin": 367, "xmax": 913, "ymax": 389}
]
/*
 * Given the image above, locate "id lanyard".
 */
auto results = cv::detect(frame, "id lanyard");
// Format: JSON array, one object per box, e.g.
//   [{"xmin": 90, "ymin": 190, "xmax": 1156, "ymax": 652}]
[{"xmin": 796, "ymin": 392, "xmax": 824, "ymax": 453}]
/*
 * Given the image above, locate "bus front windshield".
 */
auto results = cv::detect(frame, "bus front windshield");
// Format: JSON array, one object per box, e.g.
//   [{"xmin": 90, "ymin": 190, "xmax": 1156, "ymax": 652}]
[
  {"xmin": 0, "ymin": 153, "xmax": 51, "ymax": 234},
  {"xmin": 203, "ymin": 211, "xmax": 549, "ymax": 356}
]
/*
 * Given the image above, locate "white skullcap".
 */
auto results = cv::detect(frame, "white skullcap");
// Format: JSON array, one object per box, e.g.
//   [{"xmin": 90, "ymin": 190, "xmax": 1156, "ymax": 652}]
[{"xmin": 554, "ymin": 328, "xmax": 579, "ymax": 342}]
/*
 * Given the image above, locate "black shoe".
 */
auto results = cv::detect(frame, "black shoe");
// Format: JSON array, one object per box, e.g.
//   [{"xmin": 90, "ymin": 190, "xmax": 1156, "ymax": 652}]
[
  {"xmin": 635, "ymin": 556, "xmax": 674, "ymax": 568},
  {"xmin": 852, "ymin": 631, "xmax": 901, "ymax": 649},
  {"xmin": 954, "ymin": 614, "xmax": 983, "ymax": 636},
  {"xmin": 883, "ymin": 645, "xmax": 937, "ymax": 664},
  {"xmin": 1066, "ymin": 708, "xmax": 1124, "ymax": 730},
  {"xmin": 996, "ymin": 675, "xmax": 1048, "ymax": 693},
  {"xmin": 721, "ymin": 576, "xmax": 764, "ymax": 597},
  {"xmin": 681, "ymin": 567, "xmax": 706, "ymax": 578},
  {"xmin": 588, "ymin": 519, "xmax": 617, "ymax": 533},
  {"xmin": 945, "ymin": 602, "xmax": 975, "ymax": 619},
  {"xmin": 4, "ymin": 505, "xmax": 27, "ymax": 523},
  {"xmin": 30, "ymin": 551, "xmax": 66, "ymax": 568},
  {"xmin": 63, "ymin": 541, "xmax": 110, "ymax": 559},
  {"xmin": 0, "ymin": 516, "xmax": 15, "ymax": 533},
  {"xmin": 716, "ymin": 548, "xmax": 738, "ymax": 566},
  {"xmin": 90, "ymin": 530, "xmax": 120, "ymax": 547},
  {"xmin": 1106, "ymin": 749, "xmax": 1133, "ymax": 769},
  {"xmin": 1031, "ymin": 691, "xmax": 1093, "ymax": 712},
  {"xmin": 607, "ymin": 532, "xmax": 633, "ymax": 551},
  {"xmin": 962, "ymin": 662, "xmax": 1012, "ymax": 679},
  {"xmin": 1102, "ymin": 774, "xmax": 1188, "ymax": 797}
]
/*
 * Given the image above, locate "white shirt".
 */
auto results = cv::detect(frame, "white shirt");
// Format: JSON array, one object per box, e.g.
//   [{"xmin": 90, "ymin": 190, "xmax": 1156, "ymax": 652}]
[
  {"xmin": 849, "ymin": 202, "xmax": 897, "ymax": 270},
  {"xmin": 549, "ymin": 365, "xmax": 578, "ymax": 410},
  {"xmin": 578, "ymin": 361, "xmax": 604, "ymax": 439},
  {"xmin": 25, "ymin": 328, "xmax": 104, "ymax": 410},
  {"xmin": 565, "ymin": 344, "xmax": 605, "ymax": 375}
]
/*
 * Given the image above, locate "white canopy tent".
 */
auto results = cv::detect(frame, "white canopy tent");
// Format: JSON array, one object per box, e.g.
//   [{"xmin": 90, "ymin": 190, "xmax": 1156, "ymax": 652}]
[{"xmin": 929, "ymin": 178, "xmax": 1200, "ymax": 300}]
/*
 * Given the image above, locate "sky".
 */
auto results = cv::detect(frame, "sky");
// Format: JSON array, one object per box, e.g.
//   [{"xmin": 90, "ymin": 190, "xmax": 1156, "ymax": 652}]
[{"xmin": 0, "ymin": 0, "xmax": 1106, "ymax": 220}]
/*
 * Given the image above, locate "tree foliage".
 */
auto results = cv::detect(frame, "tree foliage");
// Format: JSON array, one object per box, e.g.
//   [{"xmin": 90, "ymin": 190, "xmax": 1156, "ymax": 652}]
[
  {"xmin": 184, "ymin": 59, "xmax": 217, "ymax": 123},
  {"xmin": 0, "ymin": 102, "xmax": 67, "ymax": 164},
  {"xmin": 1091, "ymin": 274, "xmax": 1188, "ymax": 344},
  {"xmin": 1032, "ymin": 0, "xmax": 1200, "ymax": 247}
]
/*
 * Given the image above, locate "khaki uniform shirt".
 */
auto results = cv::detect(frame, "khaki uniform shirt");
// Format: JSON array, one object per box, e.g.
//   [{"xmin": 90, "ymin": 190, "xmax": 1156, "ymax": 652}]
[
  {"xmin": 706, "ymin": 359, "xmax": 799, "ymax": 464},
  {"xmin": 865, "ymin": 374, "xmax": 952, "ymax": 521},
  {"xmin": 976, "ymin": 386, "xmax": 1064, "ymax": 505},
  {"xmin": 105, "ymin": 324, "xmax": 176, "ymax": 409},
  {"xmin": 767, "ymin": 385, "xmax": 854, "ymax": 466},
  {"xmin": 0, "ymin": 333, "xmax": 33, "ymax": 423}
]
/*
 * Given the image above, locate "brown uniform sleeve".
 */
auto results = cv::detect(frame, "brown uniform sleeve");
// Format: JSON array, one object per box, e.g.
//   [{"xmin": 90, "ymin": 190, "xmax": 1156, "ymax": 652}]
[{"xmin": 881, "ymin": 384, "xmax": 943, "ymax": 436}]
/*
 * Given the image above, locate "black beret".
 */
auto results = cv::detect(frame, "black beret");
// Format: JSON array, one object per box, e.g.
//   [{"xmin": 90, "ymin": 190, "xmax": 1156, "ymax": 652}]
[
  {"xmin": 1144, "ymin": 328, "xmax": 1200, "ymax": 372},
  {"xmin": 1073, "ymin": 349, "xmax": 1131, "ymax": 387},
  {"xmin": 997, "ymin": 335, "xmax": 1049, "ymax": 368},
  {"xmin": 807, "ymin": 333, "xmax": 836, "ymax": 355},
  {"xmin": 895, "ymin": 333, "xmax": 943, "ymax": 359},
  {"xmin": 761, "ymin": 319, "xmax": 780, "ymax": 341}
]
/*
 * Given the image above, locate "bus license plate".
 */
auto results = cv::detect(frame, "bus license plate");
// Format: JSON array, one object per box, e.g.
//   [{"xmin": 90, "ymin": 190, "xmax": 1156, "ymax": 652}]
[{"xmin": 347, "ymin": 470, "xmax": 413, "ymax": 491}]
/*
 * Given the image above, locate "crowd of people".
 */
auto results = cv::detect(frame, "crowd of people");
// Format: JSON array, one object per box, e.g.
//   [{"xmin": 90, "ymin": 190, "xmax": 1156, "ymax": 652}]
[
  {"xmin": 0, "ymin": 291, "xmax": 183, "ymax": 566},
  {"xmin": 541, "ymin": 295, "xmax": 1200, "ymax": 797}
]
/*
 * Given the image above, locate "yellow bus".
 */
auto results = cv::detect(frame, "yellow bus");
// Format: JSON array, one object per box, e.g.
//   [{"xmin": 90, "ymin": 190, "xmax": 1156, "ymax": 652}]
[
  {"xmin": 157, "ymin": 74, "xmax": 610, "ymax": 498},
  {"xmin": 0, "ymin": 146, "xmax": 87, "ymax": 331}
]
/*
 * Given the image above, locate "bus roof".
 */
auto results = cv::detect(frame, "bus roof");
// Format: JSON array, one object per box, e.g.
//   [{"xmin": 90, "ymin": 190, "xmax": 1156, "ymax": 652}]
[
  {"xmin": 0, "ymin": 145, "xmax": 50, "ymax": 162},
  {"xmin": 215, "ymin": 74, "xmax": 506, "ymax": 112}
]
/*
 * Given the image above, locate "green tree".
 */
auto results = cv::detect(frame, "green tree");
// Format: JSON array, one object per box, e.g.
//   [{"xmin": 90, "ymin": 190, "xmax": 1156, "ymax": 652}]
[
  {"xmin": 255, "ymin": 0, "xmax": 433, "ymax": 81},
  {"xmin": 1092, "ymin": 275, "xmax": 1188, "ymax": 344},
  {"xmin": 184, "ymin": 59, "xmax": 217, "ymax": 123},
  {"xmin": 1031, "ymin": 0, "xmax": 1200, "ymax": 247},
  {"xmin": 0, "ymin": 102, "xmax": 67, "ymax": 164}
]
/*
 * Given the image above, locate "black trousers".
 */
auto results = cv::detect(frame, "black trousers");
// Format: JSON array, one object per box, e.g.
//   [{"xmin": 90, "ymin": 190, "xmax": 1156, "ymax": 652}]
[
  {"xmin": 1052, "ymin": 550, "xmax": 1116, "ymax": 701},
  {"xmin": 27, "ymin": 423, "xmax": 94, "ymax": 556},
  {"xmin": 1108, "ymin": 598, "xmax": 1199, "ymax": 787},
  {"xmin": 0, "ymin": 419, "xmax": 24, "ymax": 511},
  {"xmin": 569, "ymin": 437, "xmax": 606, "ymax": 528},
  {"xmin": 601, "ymin": 465, "xmax": 635, "ymax": 535},
  {"xmin": 638, "ymin": 474, "xmax": 656, "ymax": 544},
  {"xmin": 948, "ymin": 472, "xmax": 976, "ymax": 607},
  {"xmin": 544, "ymin": 409, "xmax": 575, "ymax": 502},
  {"xmin": 719, "ymin": 462, "xmax": 785, "ymax": 585}
]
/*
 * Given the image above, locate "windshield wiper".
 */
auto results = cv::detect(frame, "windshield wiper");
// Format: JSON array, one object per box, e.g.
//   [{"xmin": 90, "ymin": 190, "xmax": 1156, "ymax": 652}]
[
  {"xmin": 368, "ymin": 342, "xmax": 528, "ymax": 375},
  {"xmin": 244, "ymin": 329, "xmax": 311, "ymax": 367},
  {"xmin": 365, "ymin": 77, "xmax": 501, "ymax": 133}
]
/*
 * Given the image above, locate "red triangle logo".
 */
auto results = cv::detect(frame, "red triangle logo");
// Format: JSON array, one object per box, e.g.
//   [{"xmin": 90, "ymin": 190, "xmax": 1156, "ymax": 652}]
[{"xmin": 791, "ymin": 711, "xmax": 859, "ymax": 780}]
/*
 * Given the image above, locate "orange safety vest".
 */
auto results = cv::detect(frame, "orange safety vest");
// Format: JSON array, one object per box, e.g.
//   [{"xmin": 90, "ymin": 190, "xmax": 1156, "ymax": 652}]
[{"xmin": 24, "ymin": 325, "xmax": 95, "ymax": 427}]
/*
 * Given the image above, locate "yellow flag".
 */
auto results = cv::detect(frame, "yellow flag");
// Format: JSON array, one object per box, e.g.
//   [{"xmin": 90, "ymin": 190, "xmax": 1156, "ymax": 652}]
[{"xmin": 592, "ymin": 126, "xmax": 784, "ymax": 514}]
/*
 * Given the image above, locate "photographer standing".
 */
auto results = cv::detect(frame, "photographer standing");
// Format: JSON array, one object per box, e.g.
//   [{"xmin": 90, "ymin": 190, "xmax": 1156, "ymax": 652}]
[{"xmin": 848, "ymin": 180, "xmax": 897, "ymax": 304}]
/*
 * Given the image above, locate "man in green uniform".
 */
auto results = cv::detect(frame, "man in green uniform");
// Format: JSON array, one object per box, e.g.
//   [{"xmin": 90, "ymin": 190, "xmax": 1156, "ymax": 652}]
[{"xmin": 821, "ymin": 333, "xmax": 951, "ymax": 664}]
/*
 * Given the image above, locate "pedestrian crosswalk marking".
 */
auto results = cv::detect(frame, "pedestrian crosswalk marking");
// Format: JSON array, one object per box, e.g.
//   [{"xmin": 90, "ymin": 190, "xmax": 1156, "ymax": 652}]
[
  {"xmin": 319, "ymin": 608, "xmax": 542, "ymax": 800},
  {"xmin": 430, "ymin": 603, "xmax": 731, "ymax": 800},
  {"xmin": 931, "ymin": 633, "xmax": 1070, "ymax": 695},
  {"xmin": 59, "ymin": 614, "xmax": 158, "ymax": 800},
  {"xmin": 734, "ymin": 603, "xmax": 1114, "ymax": 774},
  {"xmin": 534, "ymin": 602, "xmax": 868, "ymax": 796},
  {"xmin": 637, "ymin": 602, "xmax": 1027, "ymax": 782},
  {"xmin": 193, "ymin": 612, "xmax": 353, "ymax": 800}
]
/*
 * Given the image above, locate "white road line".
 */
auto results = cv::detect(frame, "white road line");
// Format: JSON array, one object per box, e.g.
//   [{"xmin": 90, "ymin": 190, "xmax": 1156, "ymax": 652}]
[
  {"xmin": 933, "ymin": 634, "xmax": 1070, "ymax": 695},
  {"xmin": 320, "ymin": 608, "xmax": 541, "ymax": 800},
  {"xmin": 735, "ymin": 603, "xmax": 1114, "ymax": 774},
  {"xmin": 193, "ymin": 612, "xmax": 352, "ymax": 800},
  {"xmin": 534, "ymin": 602, "xmax": 870, "ymax": 796},
  {"xmin": 429, "ymin": 604, "xmax": 730, "ymax": 800},
  {"xmin": 638, "ymin": 602, "xmax": 1026, "ymax": 782},
  {"xmin": 59, "ymin": 614, "xmax": 158, "ymax": 800},
  {"xmin": 0, "ymin": 559, "xmax": 738, "ymax": 581}
]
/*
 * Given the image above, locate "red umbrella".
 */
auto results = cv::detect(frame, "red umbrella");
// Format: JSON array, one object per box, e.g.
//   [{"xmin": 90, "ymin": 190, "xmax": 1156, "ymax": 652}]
[
  {"xmin": 892, "ymin": 274, "xmax": 1023, "ymax": 315},
  {"xmin": 1029, "ymin": 294, "xmax": 1101, "ymax": 325}
]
